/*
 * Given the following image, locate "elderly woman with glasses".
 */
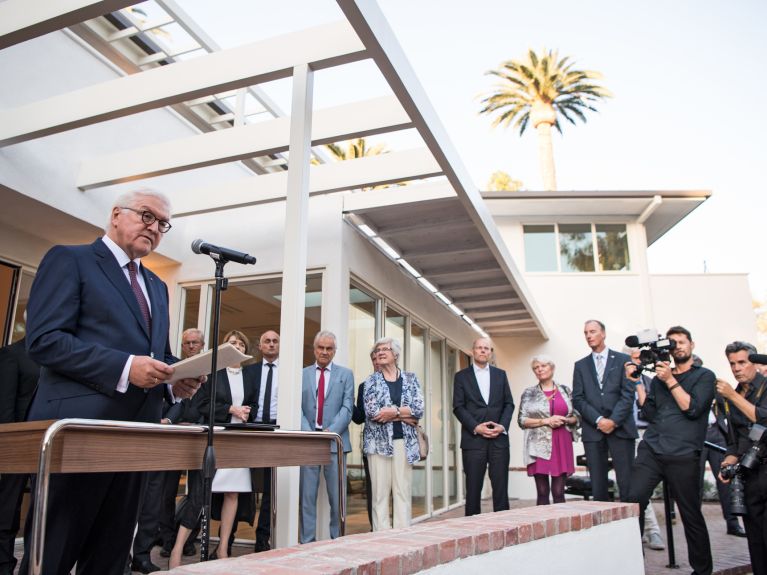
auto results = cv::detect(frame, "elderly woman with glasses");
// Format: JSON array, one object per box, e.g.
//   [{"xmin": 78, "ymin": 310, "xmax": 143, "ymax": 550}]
[
  {"xmin": 363, "ymin": 337, "xmax": 424, "ymax": 530},
  {"xmin": 518, "ymin": 355, "xmax": 580, "ymax": 505}
]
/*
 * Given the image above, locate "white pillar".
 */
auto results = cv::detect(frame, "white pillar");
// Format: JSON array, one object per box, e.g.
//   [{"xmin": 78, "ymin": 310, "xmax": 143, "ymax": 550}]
[{"xmin": 275, "ymin": 63, "xmax": 313, "ymax": 548}]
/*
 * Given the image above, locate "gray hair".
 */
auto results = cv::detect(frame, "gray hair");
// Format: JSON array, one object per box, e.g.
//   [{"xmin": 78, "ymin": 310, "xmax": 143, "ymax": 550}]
[
  {"xmin": 622, "ymin": 345, "xmax": 638, "ymax": 355},
  {"xmin": 530, "ymin": 354, "xmax": 555, "ymax": 369},
  {"xmin": 105, "ymin": 188, "xmax": 171, "ymax": 232},
  {"xmin": 725, "ymin": 341, "xmax": 757, "ymax": 357},
  {"xmin": 182, "ymin": 328, "xmax": 204, "ymax": 344},
  {"xmin": 371, "ymin": 337, "xmax": 402, "ymax": 361},
  {"xmin": 314, "ymin": 330, "xmax": 337, "ymax": 348}
]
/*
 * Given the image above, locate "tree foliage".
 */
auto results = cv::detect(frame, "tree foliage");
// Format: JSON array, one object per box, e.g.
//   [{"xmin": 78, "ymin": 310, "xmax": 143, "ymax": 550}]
[
  {"xmin": 479, "ymin": 48, "xmax": 611, "ymax": 135},
  {"xmin": 486, "ymin": 170, "xmax": 523, "ymax": 192}
]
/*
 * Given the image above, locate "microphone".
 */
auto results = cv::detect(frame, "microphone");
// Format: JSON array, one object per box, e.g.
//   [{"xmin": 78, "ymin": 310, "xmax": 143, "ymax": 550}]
[
  {"xmin": 625, "ymin": 335, "xmax": 640, "ymax": 347},
  {"xmin": 191, "ymin": 239, "xmax": 256, "ymax": 265},
  {"xmin": 749, "ymin": 353, "xmax": 767, "ymax": 365}
]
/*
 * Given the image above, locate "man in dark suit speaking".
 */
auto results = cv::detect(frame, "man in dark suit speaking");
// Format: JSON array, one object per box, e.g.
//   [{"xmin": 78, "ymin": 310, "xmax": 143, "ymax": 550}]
[
  {"xmin": 453, "ymin": 337, "xmax": 515, "ymax": 516},
  {"xmin": 20, "ymin": 189, "xmax": 202, "ymax": 575},
  {"xmin": 572, "ymin": 319, "xmax": 637, "ymax": 501}
]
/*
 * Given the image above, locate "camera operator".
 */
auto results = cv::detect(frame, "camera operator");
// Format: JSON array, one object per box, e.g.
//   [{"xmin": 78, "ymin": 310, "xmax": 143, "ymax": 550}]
[
  {"xmin": 716, "ymin": 341, "xmax": 767, "ymax": 574},
  {"xmin": 626, "ymin": 326, "xmax": 715, "ymax": 575}
]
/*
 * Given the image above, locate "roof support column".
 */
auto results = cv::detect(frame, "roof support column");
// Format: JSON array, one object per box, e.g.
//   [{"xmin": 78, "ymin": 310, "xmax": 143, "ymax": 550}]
[{"xmin": 275, "ymin": 63, "xmax": 313, "ymax": 548}]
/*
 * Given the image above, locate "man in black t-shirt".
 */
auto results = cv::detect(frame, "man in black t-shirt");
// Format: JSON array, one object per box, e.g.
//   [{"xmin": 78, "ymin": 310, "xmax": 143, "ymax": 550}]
[{"xmin": 626, "ymin": 326, "xmax": 715, "ymax": 575}]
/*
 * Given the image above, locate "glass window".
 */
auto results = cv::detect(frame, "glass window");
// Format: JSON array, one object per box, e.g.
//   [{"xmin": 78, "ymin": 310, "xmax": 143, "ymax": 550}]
[
  {"xmin": 559, "ymin": 223, "xmax": 595, "ymax": 272},
  {"xmin": 523, "ymin": 225, "xmax": 557, "ymax": 272},
  {"xmin": 385, "ymin": 305, "xmax": 406, "ymax": 364},
  {"xmin": 596, "ymin": 224, "xmax": 630, "ymax": 271},
  {"xmin": 347, "ymin": 285, "xmax": 379, "ymax": 527},
  {"xmin": 11, "ymin": 270, "xmax": 34, "ymax": 344},
  {"xmin": 445, "ymin": 345, "xmax": 459, "ymax": 506},
  {"xmin": 410, "ymin": 322, "xmax": 427, "ymax": 519},
  {"xmin": 0, "ymin": 261, "xmax": 19, "ymax": 345},
  {"xmin": 430, "ymin": 337, "xmax": 445, "ymax": 512},
  {"xmin": 207, "ymin": 275, "xmax": 321, "ymax": 365}
]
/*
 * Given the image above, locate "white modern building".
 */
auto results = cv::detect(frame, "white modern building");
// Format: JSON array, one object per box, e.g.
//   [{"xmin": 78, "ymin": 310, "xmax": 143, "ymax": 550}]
[{"xmin": 0, "ymin": 0, "xmax": 755, "ymax": 545}]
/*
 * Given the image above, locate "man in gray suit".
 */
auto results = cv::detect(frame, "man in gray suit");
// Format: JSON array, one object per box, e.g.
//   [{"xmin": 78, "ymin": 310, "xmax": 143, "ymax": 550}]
[
  {"xmin": 299, "ymin": 330, "xmax": 354, "ymax": 543},
  {"xmin": 572, "ymin": 319, "xmax": 637, "ymax": 501}
]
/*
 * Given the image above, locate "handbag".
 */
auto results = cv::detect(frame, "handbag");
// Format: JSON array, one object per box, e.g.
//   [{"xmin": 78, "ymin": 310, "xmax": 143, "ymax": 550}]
[{"xmin": 416, "ymin": 425, "xmax": 429, "ymax": 460}]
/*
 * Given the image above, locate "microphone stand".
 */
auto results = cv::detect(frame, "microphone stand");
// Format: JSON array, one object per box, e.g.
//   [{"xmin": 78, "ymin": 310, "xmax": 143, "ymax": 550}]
[{"xmin": 199, "ymin": 256, "xmax": 229, "ymax": 561}]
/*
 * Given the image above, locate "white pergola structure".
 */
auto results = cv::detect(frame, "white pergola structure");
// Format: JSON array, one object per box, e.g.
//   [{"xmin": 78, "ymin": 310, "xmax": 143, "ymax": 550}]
[{"xmin": 0, "ymin": 0, "xmax": 549, "ymax": 545}]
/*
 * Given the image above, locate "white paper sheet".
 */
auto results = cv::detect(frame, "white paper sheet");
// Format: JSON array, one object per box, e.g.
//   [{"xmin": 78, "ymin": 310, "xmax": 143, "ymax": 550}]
[{"xmin": 167, "ymin": 342, "xmax": 251, "ymax": 383}]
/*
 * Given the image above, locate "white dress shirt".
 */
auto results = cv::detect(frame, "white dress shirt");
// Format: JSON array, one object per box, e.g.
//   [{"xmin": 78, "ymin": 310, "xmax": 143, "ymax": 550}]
[
  {"xmin": 256, "ymin": 358, "xmax": 279, "ymax": 422},
  {"xmin": 473, "ymin": 363, "xmax": 491, "ymax": 404}
]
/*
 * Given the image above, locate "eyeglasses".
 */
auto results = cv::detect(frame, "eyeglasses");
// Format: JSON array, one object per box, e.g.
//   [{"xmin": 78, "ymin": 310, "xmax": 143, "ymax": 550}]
[
  {"xmin": 120, "ymin": 207, "xmax": 172, "ymax": 233},
  {"xmin": 375, "ymin": 347, "xmax": 393, "ymax": 353},
  {"xmin": 183, "ymin": 340, "xmax": 202, "ymax": 346}
]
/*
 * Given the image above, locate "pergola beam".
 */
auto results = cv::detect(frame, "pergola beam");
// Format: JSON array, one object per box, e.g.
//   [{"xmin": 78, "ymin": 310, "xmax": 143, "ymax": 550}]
[
  {"xmin": 77, "ymin": 96, "xmax": 411, "ymax": 189},
  {"xmin": 0, "ymin": 20, "xmax": 366, "ymax": 146},
  {"xmin": 0, "ymin": 0, "xmax": 138, "ymax": 49},
  {"xmin": 170, "ymin": 148, "xmax": 441, "ymax": 217}
]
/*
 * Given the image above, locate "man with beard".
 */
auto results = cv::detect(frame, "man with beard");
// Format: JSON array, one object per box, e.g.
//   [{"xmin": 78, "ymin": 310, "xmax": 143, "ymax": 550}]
[
  {"xmin": 717, "ymin": 341, "xmax": 767, "ymax": 574},
  {"xmin": 626, "ymin": 326, "xmax": 716, "ymax": 575}
]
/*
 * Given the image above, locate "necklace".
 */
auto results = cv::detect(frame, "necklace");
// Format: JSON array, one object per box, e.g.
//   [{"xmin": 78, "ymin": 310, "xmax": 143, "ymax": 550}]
[
  {"xmin": 539, "ymin": 383, "xmax": 557, "ymax": 401},
  {"xmin": 226, "ymin": 367, "xmax": 242, "ymax": 374}
]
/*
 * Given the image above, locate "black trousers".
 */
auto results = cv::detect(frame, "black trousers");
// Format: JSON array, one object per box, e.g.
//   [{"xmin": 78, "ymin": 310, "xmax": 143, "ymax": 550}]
[
  {"xmin": 583, "ymin": 434, "xmax": 635, "ymax": 501},
  {"xmin": 0, "ymin": 473, "xmax": 27, "ymax": 575},
  {"xmin": 462, "ymin": 442, "xmax": 510, "ymax": 516},
  {"xmin": 256, "ymin": 468, "xmax": 272, "ymax": 545},
  {"xmin": 743, "ymin": 465, "xmax": 767, "ymax": 575},
  {"xmin": 19, "ymin": 471, "xmax": 143, "ymax": 575},
  {"xmin": 363, "ymin": 454, "xmax": 372, "ymax": 528},
  {"xmin": 132, "ymin": 471, "xmax": 165, "ymax": 561},
  {"xmin": 700, "ymin": 443, "xmax": 739, "ymax": 530},
  {"xmin": 628, "ymin": 442, "xmax": 712, "ymax": 575}
]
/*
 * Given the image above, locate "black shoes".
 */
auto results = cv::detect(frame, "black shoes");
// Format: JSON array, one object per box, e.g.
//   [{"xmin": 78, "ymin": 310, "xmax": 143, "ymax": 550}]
[
  {"xmin": 727, "ymin": 525, "xmax": 747, "ymax": 537},
  {"xmin": 130, "ymin": 558, "xmax": 161, "ymax": 573},
  {"xmin": 159, "ymin": 541, "xmax": 196, "ymax": 557},
  {"xmin": 254, "ymin": 539, "xmax": 271, "ymax": 553}
]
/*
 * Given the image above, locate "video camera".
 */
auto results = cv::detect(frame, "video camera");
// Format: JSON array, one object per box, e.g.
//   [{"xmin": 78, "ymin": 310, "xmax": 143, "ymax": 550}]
[
  {"xmin": 720, "ymin": 423, "xmax": 767, "ymax": 515},
  {"xmin": 624, "ymin": 329, "xmax": 677, "ymax": 376}
]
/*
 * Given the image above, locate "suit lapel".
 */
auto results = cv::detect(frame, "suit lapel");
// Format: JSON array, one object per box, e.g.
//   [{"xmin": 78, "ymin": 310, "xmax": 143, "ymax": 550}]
[
  {"xmin": 219, "ymin": 371, "xmax": 232, "ymax": 405},
  {"xmin": 93, "ymin": 239, "xmax": 150, "ymax": 339},
  {"xmin": 467, "ymin": 367, "xmax": 488, "ymax": 406},
  {"xmin": 142, "ymin": 265, "xmax": 164, "ymax": 345}
]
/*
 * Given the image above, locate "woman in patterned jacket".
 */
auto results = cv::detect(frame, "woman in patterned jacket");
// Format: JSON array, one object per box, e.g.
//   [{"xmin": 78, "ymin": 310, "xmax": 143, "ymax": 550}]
[
  {"xmin": 363, "ymin": 337, "xmax": 424, "ymax": 530},
  {"xmin": 518, "ymin": 354, "xmax": 580, "ymax": 505}
]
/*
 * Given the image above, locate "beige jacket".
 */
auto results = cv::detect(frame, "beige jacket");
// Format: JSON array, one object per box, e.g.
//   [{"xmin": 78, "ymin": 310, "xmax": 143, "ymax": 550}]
[{"xmin": 517, "ymin": 383, "xmax": 581, "ymax": 466}]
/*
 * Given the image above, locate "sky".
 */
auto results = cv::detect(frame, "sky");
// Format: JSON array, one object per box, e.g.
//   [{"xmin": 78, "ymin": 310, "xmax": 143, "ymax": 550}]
[{"xmin": 175, "ymin": 0, "xmax": 767, "ymax": 299}]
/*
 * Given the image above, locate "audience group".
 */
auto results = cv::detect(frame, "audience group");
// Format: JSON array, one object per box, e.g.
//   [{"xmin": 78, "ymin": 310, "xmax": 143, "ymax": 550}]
[{"xmin": 1, "ymin": 317, "xmax": 761, "ymax": 575}]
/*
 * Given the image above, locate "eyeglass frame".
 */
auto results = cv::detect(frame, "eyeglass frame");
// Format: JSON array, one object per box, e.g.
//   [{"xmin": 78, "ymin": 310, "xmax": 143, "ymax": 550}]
[
  {"xmin": 119, "ymin": 206, "xmax": 172, "ymax": 233},
  {"xmin": 375, "ymin": 347, "xmax": 393, "ymax": 353}
]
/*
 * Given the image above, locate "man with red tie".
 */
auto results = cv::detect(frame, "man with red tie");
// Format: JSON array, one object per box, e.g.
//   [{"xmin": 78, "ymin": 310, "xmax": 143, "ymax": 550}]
[{"xmin": 298, "ymin": 330, "xmax": 354, "ymax": 543}]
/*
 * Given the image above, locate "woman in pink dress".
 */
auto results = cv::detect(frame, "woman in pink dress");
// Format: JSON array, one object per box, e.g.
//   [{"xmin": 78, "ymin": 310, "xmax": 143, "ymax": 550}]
[{"xmin": 518, "ymin": 355, "xmax": 581, "ymax": 505}]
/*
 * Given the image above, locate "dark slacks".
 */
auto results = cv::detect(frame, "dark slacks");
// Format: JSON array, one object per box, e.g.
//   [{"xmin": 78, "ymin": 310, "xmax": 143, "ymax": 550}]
[
  {"xmin": 743, "ymin": 465, "xmax": 767, "ymax": 575},
  {"xmin": 583, "ymin": 434, "xmax": 635, "ymax": 501},
  {"xmin": 256, "ymin": 468, "xmax": 272, "ymax": 545},
  {"xmin": 19, "ymin": 471, "xmax": 143, "ymax": 575},
  {"xmin": 462, "ymin": 442, "xmax": 510, "ymax": 516},
  {"xmin": 159, "ymin": 470, "xmax": 183, "ymax": 547},
  {"xmin": 700, "ymin": 443, "xmax": 740, "ymax": 531},
  {"xmin": 0, "ymin": 473, "xmax": 27, "ymax": 575},
  {"xmin": 628, "ymin": 442, "xmax": 712, "ymax": 575},
  {"xmin": 362, "ymin": 454, "xmax": 372, "ymax": 528},
  {"xmin": 132, "ymin": 471, "xmax": 165, "ymax": 561}
]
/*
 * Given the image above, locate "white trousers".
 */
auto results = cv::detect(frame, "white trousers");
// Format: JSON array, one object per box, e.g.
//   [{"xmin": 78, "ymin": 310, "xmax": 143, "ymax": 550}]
[{"xmin": 368, "ymin": 440, "xmax": 411, "ymax": 531}]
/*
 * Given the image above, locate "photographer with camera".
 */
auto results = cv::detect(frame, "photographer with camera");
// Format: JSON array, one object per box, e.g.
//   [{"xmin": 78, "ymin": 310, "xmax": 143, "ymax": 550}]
[
  {"xmin": 626, "ymin": 326, "xmax": 715, "ymax": 575},
  {"xmin": 716, "ymin": 341, "xmax": 767, "ymax": 574}
]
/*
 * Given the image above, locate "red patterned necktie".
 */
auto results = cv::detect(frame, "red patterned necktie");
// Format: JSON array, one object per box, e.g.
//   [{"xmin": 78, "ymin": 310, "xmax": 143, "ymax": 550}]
[
  {"xmin": 317, "ymin": 367, "xmax": 326, "ymax": 428},
  {"xmin": 127, "ymin": 261, "xmax": 151, "ymax": 331}
]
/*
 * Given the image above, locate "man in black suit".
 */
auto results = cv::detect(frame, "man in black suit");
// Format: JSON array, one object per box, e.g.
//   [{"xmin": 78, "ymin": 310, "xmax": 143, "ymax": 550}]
[
  {"xmin": 0, "ymin": 326, "xmax": 39, "ymax": 575},
  {"xmin": 453, "ymin": 337, "xmax": 515, "ymax": 516},
  {"xmin": 19, "ymin": 190, "xmax": 202, "ymax": 575},
  {"xmin": 248, "ymin": 330, "xmax": 280, "ymax": 551},
  {"xmin": 572, "ymin": 319, "xmax": 637, "ymax": 501}
]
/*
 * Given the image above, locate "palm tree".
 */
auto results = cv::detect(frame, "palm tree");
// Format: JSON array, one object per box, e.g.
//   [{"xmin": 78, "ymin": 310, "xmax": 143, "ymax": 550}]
[
  {"xmin": 479, "ymin": 49, "xmax": 610, "ymax": 191},
  {"xmin": 326, "ymin": 138, "xmax": 392, "ymax": 191}
]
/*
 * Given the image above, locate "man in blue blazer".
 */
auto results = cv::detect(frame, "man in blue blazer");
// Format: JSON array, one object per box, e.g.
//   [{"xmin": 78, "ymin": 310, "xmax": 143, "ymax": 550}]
[
  {"xmin": 299, "ymin": 330, "xmax": 354, "ymax": 543},
  {"xmin": 572, "ymin": 319, "xmax": 637, "ymax": 501},
  {"xmin": 20, "ymin": 190, "xmax": 202, "ymax": 575},
  {"xmin": 453, "ymin": 337, "xmax": 515, "ymax": 516}
]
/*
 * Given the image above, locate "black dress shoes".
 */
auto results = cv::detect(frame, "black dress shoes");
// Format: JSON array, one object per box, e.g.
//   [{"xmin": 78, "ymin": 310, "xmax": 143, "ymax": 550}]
[
  {"xmin": 727, "ymin": 525, "xmax": 747, "ymax": 537},
  {"xmin": 130, "ymin": 558, "xmax": 161, "ymax": 573},
  {"xmin": 254, "ymin": 539, "xmax": 270, "ymax": 553}
]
